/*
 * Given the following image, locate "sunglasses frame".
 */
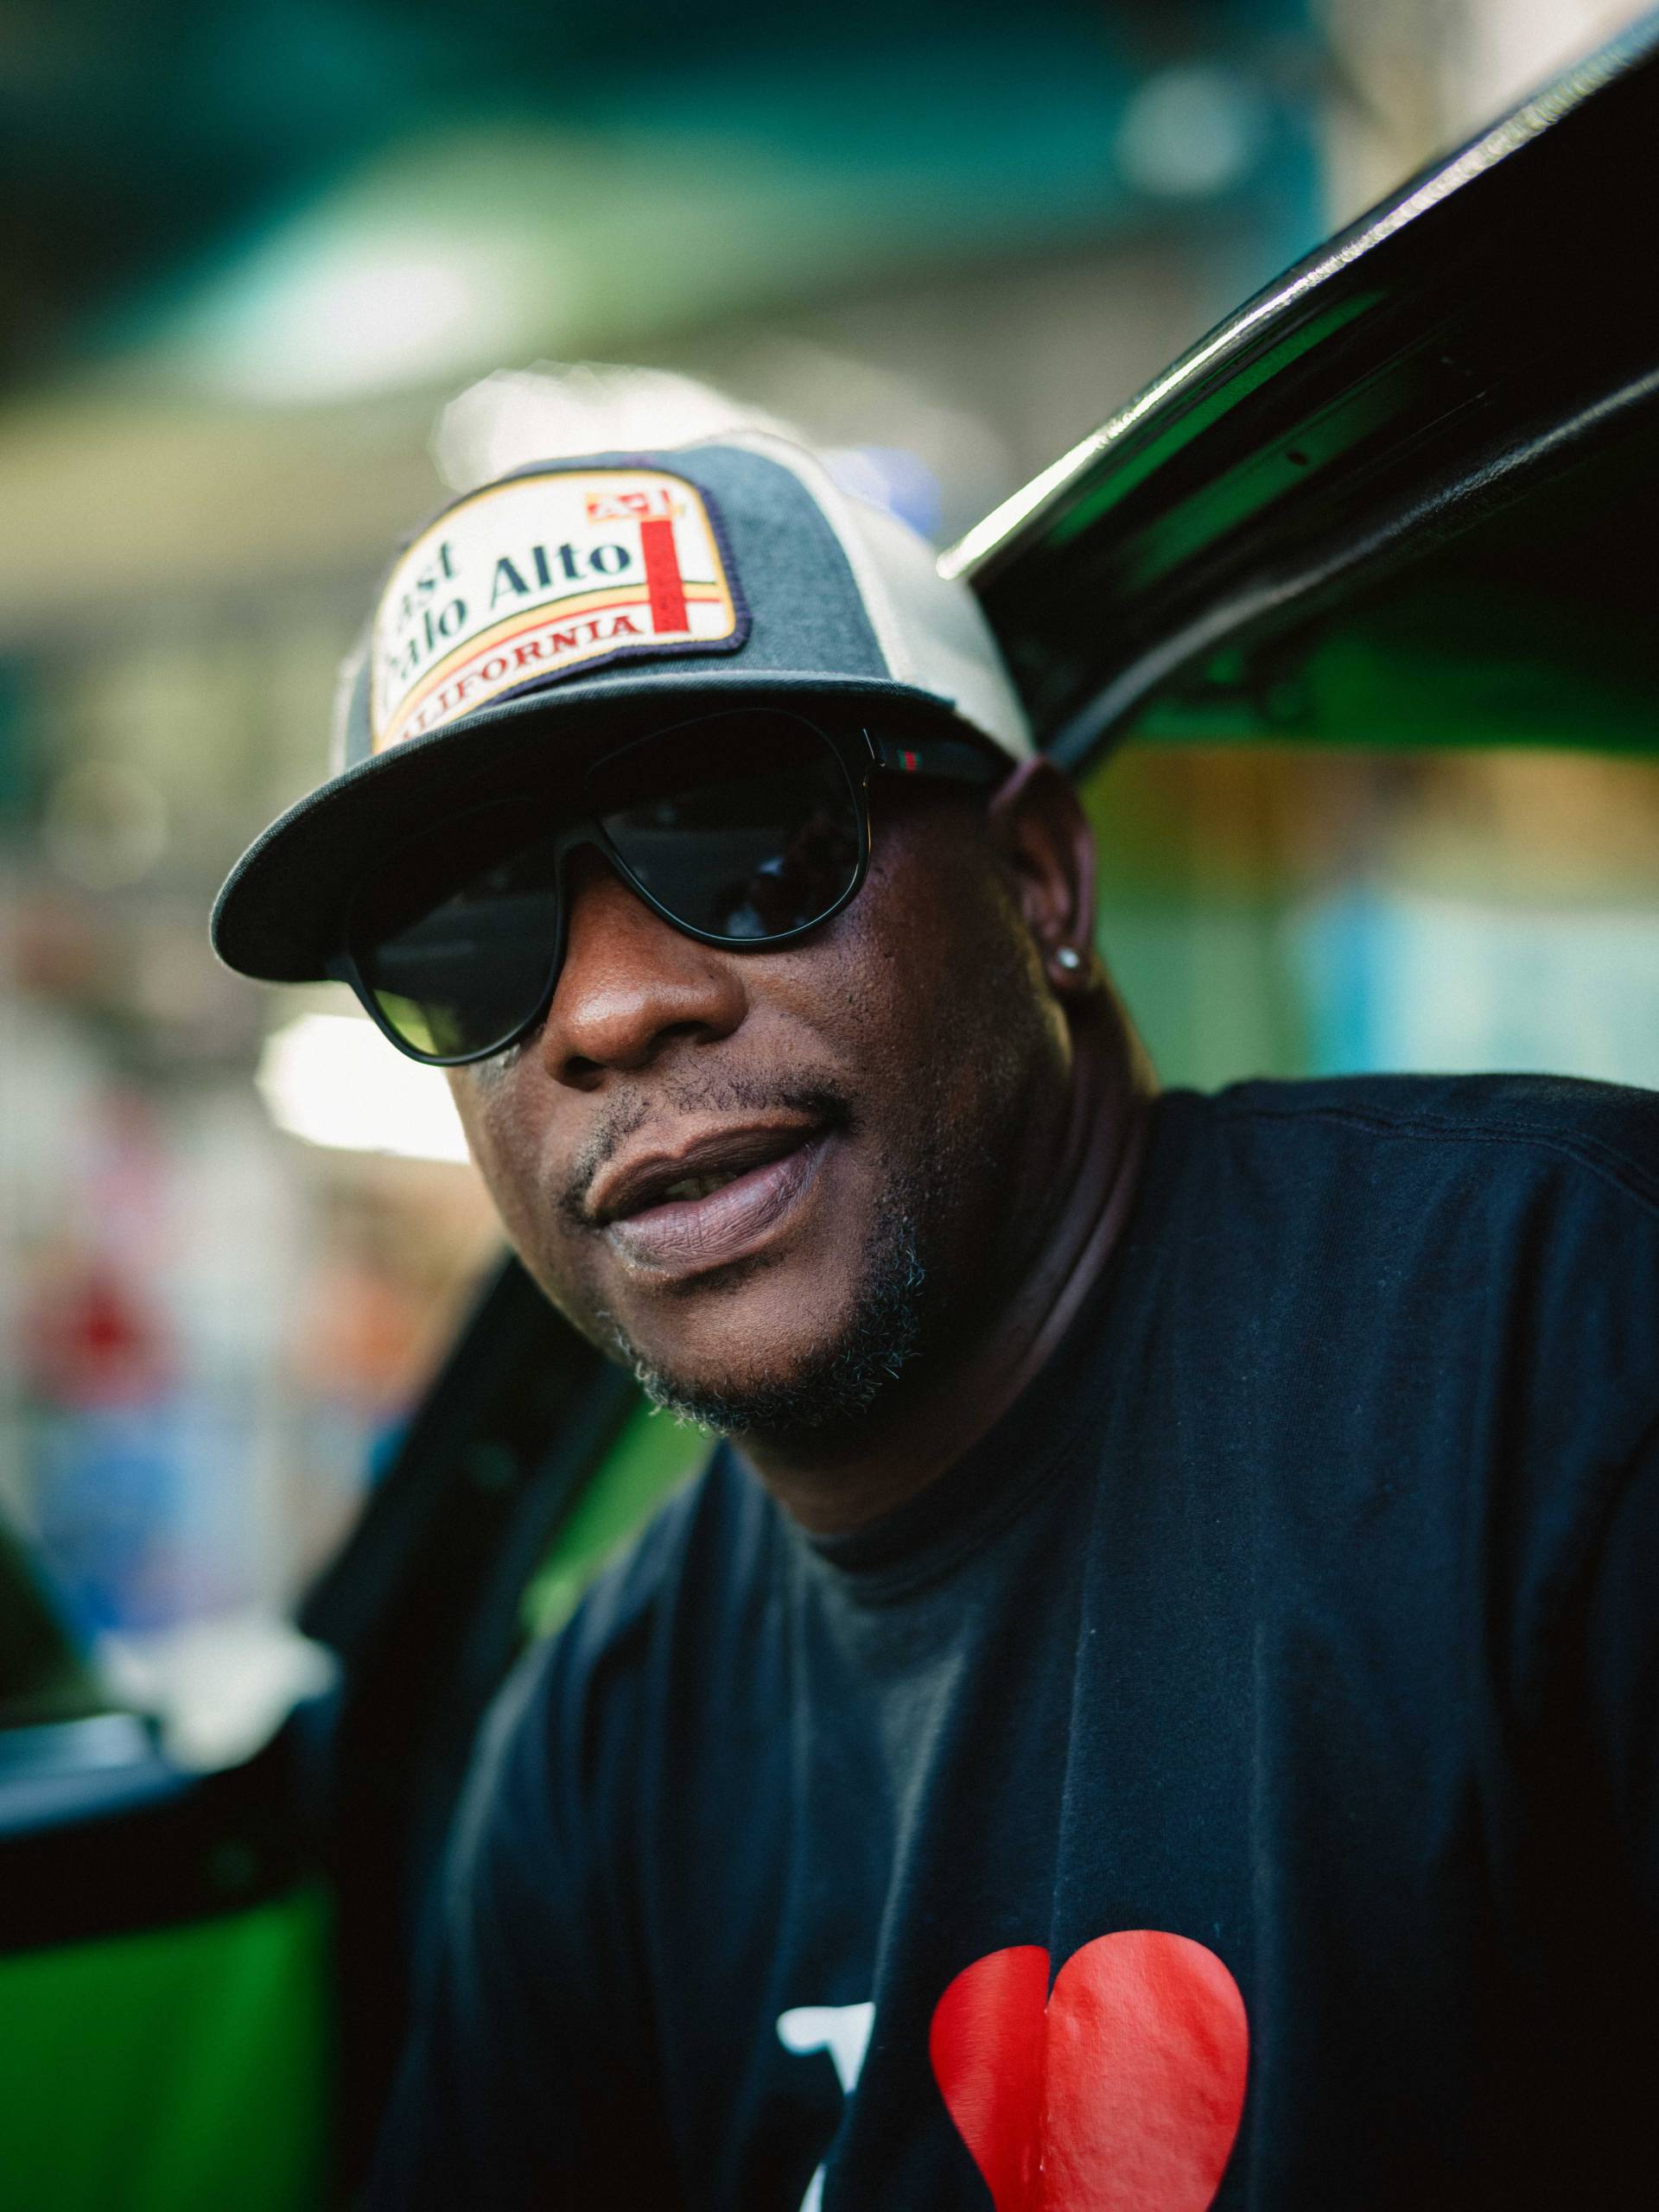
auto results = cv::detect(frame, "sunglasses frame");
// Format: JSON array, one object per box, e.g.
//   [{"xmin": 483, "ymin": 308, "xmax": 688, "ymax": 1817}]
[{"xmin": 328, "ymin": 710, "xmax": 1006, "ymax": 1067}]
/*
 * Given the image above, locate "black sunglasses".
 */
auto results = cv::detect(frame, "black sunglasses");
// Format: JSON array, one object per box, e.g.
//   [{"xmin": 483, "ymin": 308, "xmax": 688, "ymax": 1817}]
[{"xmin": 330, "ymin": 707, "xmax": 1005, "ymax": 1065}]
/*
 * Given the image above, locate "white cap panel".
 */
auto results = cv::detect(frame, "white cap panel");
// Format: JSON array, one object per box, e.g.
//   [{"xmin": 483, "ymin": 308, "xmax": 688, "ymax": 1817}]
[{"xmin": 702, "ymin": 429, "xmax": 1033, "ymax": 762}]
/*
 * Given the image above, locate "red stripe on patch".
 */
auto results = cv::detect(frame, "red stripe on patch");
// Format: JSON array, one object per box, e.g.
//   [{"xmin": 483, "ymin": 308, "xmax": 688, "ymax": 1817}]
[{"xmin": 640, "ymin": 517, "xmax": 689, "ymax": 633}]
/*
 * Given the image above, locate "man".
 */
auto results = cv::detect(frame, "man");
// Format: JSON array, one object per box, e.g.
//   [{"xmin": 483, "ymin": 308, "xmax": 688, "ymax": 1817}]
[{"xmin": 214, "ymin": 434, "xmax": 1659, "ymax": 2209}]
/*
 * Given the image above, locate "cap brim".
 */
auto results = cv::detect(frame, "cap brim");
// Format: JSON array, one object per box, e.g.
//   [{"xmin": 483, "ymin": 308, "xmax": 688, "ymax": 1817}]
[{"xmin": 211, "ymin": 670, "xmax": 972, "ymax": 983}]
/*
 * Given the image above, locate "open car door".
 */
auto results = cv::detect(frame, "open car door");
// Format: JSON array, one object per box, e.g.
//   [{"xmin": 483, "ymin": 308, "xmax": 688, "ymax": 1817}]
[
  {"xmin": 0, "ymin": 1518, "xmax": 332, "ymax": 2211},
  {"xmin": 948, "ymin": 14, "xmax": 1659, "ymax": 772},
  {"xmin": 4, "ymin": 16, "xmax": 1656, "ymax": 2205}
]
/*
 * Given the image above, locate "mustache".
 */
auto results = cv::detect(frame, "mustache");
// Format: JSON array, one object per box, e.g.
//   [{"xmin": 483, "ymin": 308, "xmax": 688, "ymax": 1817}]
[{"xmin": 559, "ymin": 1075, "xmax": 854, "ymax": 1227}]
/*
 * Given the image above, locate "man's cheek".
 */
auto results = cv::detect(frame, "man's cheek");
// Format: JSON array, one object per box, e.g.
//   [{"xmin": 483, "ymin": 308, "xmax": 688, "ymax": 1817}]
[
  {"xmin": 449, "ymin": 1095, "xmax": 561, "ymax": 1281},
  {"xmin": 489, "ymin": 1188, "xmax": 607, "ymax": 1342},
  {"xmin": 451, "ymin": 1075, "xmax": 540, "ymax": 1200}
]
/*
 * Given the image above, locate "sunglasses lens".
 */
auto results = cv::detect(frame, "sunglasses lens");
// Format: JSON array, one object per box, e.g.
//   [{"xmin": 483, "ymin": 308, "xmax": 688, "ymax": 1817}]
[
  {"xmin": 347, "ymin": 713, "xmax": 864, "ymax": 1062},
  {"xmin": 348, "ymin": 802, "xmax": 562, "ymax": 1061},
  {"xmin": 587, "ymin": 712, "xmax": 861, "ymax": 943}
]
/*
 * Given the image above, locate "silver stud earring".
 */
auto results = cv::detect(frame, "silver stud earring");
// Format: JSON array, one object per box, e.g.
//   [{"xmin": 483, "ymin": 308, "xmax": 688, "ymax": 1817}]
[{"xmin": 1054, "ymin": 946, "xmax": 1083, "ymax": 973}]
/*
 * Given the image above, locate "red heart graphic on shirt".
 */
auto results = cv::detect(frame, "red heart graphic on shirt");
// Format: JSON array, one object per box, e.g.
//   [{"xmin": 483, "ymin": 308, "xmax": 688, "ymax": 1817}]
[{"xmin": 929, "ymin": 1931, "xmax": 1248, "ymax": 2211}]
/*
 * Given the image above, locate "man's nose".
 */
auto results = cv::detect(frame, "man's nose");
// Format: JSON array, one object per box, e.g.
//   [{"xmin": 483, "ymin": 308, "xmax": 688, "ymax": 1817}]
[{"xmin": 533, "ymin": 848, "xmax": 749, "ymax": 1086}]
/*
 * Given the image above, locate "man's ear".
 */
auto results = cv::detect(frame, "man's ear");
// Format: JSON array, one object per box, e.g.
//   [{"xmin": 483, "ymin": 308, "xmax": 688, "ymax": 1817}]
[{"xmin": 987, "ymin": 758, "xmax": 1098, "ymax": 991}]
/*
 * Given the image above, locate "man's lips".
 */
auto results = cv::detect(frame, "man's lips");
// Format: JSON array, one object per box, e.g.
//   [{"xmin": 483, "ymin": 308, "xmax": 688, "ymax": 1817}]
[{"xmin": 590, "ymin": 1120, "xmax": 829, "ymax": 1276}]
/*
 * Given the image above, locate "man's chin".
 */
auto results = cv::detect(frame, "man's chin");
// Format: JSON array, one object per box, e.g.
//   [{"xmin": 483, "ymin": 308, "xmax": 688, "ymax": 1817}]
[{"xmin": 600, "ymin": 1219, "xmax": 927, "ymax": 1441}]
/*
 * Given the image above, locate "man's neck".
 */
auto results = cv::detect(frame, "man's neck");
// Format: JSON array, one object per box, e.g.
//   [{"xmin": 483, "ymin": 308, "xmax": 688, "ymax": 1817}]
[{"xmin": 739, "ymin": 1009, "xmax": 1155, "ymax": 1537}]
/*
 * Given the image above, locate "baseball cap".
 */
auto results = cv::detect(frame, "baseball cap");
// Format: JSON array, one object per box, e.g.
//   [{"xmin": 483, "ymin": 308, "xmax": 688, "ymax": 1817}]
[{"xmin": 210, "ymin": 430, "xmax": 1033, "ymax": 985}]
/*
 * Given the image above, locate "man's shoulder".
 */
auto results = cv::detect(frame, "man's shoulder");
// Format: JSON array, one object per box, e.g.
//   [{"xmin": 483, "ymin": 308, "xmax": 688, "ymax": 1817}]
[
  {"xmin": 1192, "ymin": 1071, "xmax": 1659, "ymax": 1219},
  {"xmin": 458, "ymin": 1442, "xmax": 774, "ymax": 1879},
  {"xmin": 1144, "ymin": 1076, "xmax": 1659, "ymax": 1584},
  {"xmin": 509, "ymin": 1440, "xmax": 773, "ymax": 1738}
]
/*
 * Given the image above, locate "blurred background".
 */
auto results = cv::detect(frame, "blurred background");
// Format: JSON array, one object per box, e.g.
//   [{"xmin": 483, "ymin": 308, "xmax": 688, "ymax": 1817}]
[{"xmin": 3, "ymin": 0, "xmax": 1654, "ymax": 1664}]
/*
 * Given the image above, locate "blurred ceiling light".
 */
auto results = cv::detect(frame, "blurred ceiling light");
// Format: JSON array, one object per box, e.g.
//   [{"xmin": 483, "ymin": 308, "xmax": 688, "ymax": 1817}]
[
  {"xmin": 434, "ymin": 363, "xmax": 800, "ymax": 491},
  {"xmin": 43, "ymin": 760, "xmax": 168, "ymax": 890},
  {"xmin": 149, "ymin": 36, "xmax": 1160, "ymax": 415},
  {"xmin": 1116, "ymin": 67, "xmax": 1269, "ymax": 200},
  {"xmin": 177, "ymin": 227, "xmax": 537, "ymax": 406},
  {"xmin": 257, "ymin": 1012, "xmax": 471, "ymax": 1164}
]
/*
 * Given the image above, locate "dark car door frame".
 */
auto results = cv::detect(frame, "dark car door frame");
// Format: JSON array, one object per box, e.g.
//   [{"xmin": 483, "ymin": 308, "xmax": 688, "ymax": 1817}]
[{"xmin": 949, "ymin": 10, "xmax": 1659, "ymax": 774}]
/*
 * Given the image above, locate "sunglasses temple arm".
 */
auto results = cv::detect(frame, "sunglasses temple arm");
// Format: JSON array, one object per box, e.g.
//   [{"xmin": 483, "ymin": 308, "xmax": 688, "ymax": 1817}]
[{"xmin": 863, "ymin": 730, "xmax": 1008, "ymax": 786}]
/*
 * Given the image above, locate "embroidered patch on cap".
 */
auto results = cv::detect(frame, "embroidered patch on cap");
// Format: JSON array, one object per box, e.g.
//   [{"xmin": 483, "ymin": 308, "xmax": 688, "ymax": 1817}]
[{"xmin": 370, "ymin": 467, "xmax": 747, "ymax": 754}]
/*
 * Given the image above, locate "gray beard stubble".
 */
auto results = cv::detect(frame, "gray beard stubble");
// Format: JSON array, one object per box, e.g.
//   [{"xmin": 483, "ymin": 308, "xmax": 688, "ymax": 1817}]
[
  {"xmin": 611, "ymin": 1199, "xmax": 929, "ymax": 1440},
  {"xmin": 582, "ymin": 1073, "xmax": 976, "ymax": 1443}
]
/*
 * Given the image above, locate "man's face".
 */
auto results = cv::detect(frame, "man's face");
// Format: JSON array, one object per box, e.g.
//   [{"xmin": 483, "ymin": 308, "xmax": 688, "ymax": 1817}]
[{"xmin": 447, "ymin": 778, "xmax": 1077, "ymax": 1440}]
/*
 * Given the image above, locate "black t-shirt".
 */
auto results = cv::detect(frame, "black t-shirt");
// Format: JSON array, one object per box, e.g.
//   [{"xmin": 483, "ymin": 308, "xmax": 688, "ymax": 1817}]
[{"xmin": 369, "ymin": 1075, "xmax": 1659, "ymax": 2210}]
